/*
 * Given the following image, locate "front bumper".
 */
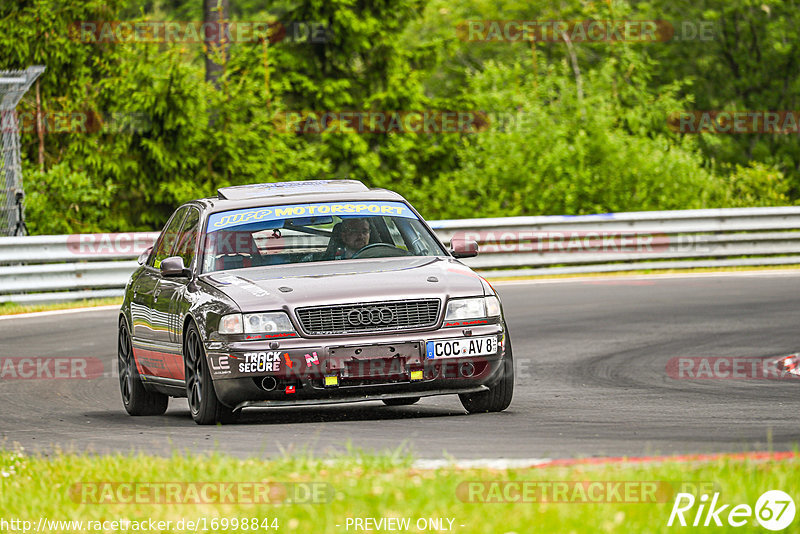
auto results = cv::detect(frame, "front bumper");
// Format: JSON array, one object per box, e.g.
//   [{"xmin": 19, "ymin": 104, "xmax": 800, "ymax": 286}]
[{"xmin": 206, "ymin": 324, "xmax": 507, "ymax": 409}]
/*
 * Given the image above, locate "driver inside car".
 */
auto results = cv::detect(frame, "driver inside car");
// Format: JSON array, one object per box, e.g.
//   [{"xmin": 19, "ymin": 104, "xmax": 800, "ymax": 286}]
[{"xmin": 332, "ymin": 217, "xmax": 371, "ymax": 259}]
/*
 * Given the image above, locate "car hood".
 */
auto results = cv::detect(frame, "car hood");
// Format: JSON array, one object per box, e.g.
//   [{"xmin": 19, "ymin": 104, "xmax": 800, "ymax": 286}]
[{"xmin": 199, "ymin": 257, "xmax": 486, "ymax": 312}]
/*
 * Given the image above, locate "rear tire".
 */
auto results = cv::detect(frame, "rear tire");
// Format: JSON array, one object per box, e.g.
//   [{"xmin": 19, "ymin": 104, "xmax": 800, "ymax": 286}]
[
  {"xmin": 118, "ymin": 318, "xmax": 168, "ymax": 416},
  {"xmin": 382, "ymin": 397, "xmax": 420, "ymax": 406},
  {"xmin": 459, "ymin": 338, "xmax": 514, "ymax": 414},
  {"xmin": 184, "ymin": 322, "xmax": 239, "ymax": 425}
]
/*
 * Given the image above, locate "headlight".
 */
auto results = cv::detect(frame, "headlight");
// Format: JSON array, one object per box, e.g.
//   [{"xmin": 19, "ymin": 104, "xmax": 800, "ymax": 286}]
[
  {"xmin": 218, "ymin": 313, "xmax": 243, "ymax": 334},
  {"xmin": 243, "ymin": 312, "xmax": 296, "ymax": 334},
  {"xmin": 444, "ymin": 297, "xmax": 502, "ymax": 321},
  {"xmin": 485, "ymin": 296, "xmax": 501, "ymax": 317},
  {"xmin": 219, "ymin": 312, "xmax": 297, "ymax": 335}
]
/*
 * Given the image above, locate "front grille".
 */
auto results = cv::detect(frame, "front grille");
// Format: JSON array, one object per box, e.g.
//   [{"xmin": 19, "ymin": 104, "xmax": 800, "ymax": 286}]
[{"xmin": 296, "ymin": 299, "xmax": 440, "ymax": 335}]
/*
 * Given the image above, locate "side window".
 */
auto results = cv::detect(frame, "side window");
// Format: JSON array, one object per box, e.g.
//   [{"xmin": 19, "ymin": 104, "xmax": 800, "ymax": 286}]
[
  {"xmin": 174, "ymin": 207, "xmax": 201, "ymax": 269},
  {"xmin": 149, "ymin": 207, "xmax": 188, "ymax": 269}
]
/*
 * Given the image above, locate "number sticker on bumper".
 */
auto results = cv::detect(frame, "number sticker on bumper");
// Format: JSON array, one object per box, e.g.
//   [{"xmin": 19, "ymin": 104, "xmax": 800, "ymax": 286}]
[{"xmin": 426, "ymin": 336, "xmax": 498, "ymax": 359}]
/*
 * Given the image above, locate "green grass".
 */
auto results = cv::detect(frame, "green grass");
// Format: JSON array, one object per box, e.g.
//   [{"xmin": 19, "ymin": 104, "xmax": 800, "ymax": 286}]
[
  {"xmin": 1, "ymin": 447, "xmax": 797, "ymax": 533},
  {"xmin": 0, "ymin": 297, "xmax": 122, "ymax": 316}
]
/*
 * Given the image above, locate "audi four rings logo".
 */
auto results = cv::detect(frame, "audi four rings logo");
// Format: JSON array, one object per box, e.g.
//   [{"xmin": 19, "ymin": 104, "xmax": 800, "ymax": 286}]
[{"xmin": 347, "ymin": 307, "xmax": 394, "ymax": 326}]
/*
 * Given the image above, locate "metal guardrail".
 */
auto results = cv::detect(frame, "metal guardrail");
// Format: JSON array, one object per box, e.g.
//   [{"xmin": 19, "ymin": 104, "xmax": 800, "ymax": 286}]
[
  {"xmin": 2, "ymin": 207, "xmax": 800, "ymax": 303},
  {"xmin": 0, "ymin": 233, "xmax": 159, "ymax": 303}
]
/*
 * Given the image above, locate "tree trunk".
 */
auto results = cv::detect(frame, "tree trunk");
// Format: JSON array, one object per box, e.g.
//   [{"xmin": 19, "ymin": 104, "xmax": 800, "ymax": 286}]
[
  {"xmin": 35, "ymin": 79, "xmax": 44, "ymax": 172},
  {"xmin": 203, "ymin": 0, "xmax": 229, "ymax": 87}
]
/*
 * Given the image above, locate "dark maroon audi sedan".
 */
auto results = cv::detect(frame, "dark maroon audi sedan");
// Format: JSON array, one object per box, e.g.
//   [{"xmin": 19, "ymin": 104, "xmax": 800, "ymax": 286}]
[{"xmin": 118, "ymin": 180, "xmax": 513, "ymax": 424}]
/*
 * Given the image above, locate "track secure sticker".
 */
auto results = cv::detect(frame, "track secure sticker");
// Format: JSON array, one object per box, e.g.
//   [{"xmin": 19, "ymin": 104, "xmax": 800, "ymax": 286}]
[
  {"xmin": 239, "ymin": 351, "xmax": 282, "ymax": 373},
  {"xmin": 207, "ymin": 201, "xmax": 416, "ymax": 232}
]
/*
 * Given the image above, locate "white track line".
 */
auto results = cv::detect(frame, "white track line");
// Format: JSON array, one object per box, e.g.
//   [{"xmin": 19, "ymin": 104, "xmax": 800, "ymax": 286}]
[
  {"xmin": 0, "ymin": 304, "xmax": 120, "ymax": 321},
  {"xmin": 413, "ymin": 458, "xmax": 552, "ymax": 469},
  {"xmin": 490, "ymin": 269, "xmax": 800, "ymax": 285}
]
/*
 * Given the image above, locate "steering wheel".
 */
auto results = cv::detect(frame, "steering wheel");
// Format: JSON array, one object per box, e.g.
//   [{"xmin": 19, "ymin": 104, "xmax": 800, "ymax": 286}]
[{"xmin": 351, "ymin": 243, "xmax": 410, "ymax": 259}]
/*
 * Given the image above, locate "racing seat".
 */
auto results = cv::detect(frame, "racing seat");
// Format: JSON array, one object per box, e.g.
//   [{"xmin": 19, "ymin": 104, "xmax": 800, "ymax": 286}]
[{"xmin": 320, "ymin": 222, "xmax": 345, "ymax": 260}]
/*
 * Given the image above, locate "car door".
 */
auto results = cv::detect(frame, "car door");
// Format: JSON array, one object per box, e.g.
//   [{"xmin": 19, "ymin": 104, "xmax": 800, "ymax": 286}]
[
  {"xmin": 130, "ymin": 206, "xmax": 187, "ymax": 378},
  {"xmin": 149, "ymin": 206, "xmax": 201, "ymax": 380}
]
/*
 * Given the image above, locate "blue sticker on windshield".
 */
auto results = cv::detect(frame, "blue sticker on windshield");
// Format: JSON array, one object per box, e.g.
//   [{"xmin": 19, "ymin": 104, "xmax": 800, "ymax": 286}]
[{"xmin": 207, "ymin": 201, "xmax": 416, "ymax": 232}]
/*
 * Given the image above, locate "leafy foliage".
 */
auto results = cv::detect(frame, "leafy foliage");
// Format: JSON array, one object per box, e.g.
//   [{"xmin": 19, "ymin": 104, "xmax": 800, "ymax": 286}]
[{"xmin": 0, "ymin": 0, "xmax": 793, "ymax": 233}]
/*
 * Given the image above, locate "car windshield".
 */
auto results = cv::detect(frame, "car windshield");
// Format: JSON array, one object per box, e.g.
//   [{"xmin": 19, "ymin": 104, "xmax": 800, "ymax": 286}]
[{"xmin": 200, "ymin": 200, "xmax": 446, "ymax": 273}]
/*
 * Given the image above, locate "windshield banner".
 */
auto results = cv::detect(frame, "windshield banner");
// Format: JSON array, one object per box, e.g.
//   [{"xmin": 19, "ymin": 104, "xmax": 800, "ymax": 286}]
[{"xmin": 207, "ymin": 201, "xmax": 416, "ymax": 232}]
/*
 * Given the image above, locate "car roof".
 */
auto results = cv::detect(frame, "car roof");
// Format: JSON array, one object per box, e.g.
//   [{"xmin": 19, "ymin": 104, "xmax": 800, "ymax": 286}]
[
  {"xmin": 193, "ymin": 180, "xmax": 409, "ymax": 214},
  {"xmin": 217, "ymin": 179, "xmax": 368, "ymax": 200}
]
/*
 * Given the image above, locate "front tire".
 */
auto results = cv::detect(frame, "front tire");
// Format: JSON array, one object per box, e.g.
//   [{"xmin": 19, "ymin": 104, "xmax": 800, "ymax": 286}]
[
  {"xmin": 459, "ymin": 339, "xmax": 514, "ymax": 414},
  {"xmin": 184, "ymin": 322, "xmax": 239, "ymax": 425},
  {"xmin": 118, "ymin": 318, "xmax": 168, "ymax": 416}
]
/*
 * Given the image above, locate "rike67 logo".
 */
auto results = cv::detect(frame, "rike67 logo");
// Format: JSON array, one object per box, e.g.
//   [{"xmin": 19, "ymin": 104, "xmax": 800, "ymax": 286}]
[{"xmin": 668, "ymin": 490, "xmax": 795, "ymax": 530}]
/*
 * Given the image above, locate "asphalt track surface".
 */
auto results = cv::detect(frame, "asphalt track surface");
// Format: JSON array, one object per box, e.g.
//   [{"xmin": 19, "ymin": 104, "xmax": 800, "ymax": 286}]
[{"xmin": 1, "ymin": 272, "xmax": 799, "ymax": 459}]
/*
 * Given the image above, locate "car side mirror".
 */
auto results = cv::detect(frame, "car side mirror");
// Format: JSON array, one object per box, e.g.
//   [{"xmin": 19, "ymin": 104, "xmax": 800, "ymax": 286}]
[
  {"xmin": 160, "ymin": 256, "xmax": 190, "ymax": 277},
  {"xmin": 137, "ymin": 245, "xmax": 153, "ymax": 265},
  {"xmin": 451, "ymin": 238, "xmax": 479, "ymax": 259}
]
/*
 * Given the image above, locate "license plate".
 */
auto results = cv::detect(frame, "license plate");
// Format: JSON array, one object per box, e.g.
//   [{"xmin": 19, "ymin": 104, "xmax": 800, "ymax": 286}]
[{"xmin": 426, "ymin": 336, "xmax": 498, "ymax": 359}]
